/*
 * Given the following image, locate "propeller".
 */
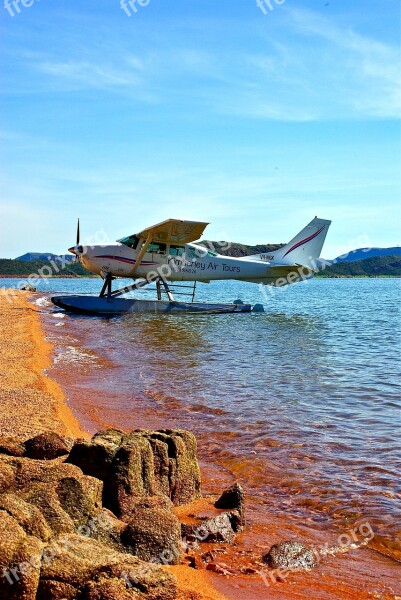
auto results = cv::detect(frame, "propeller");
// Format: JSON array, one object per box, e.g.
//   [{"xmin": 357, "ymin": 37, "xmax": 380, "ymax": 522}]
[{"xmin": 68, "ymin": 218, "xmax": 83, "ymax": 262}]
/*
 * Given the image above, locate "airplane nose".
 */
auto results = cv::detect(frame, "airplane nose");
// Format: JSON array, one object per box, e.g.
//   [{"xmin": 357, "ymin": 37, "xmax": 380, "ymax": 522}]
[{"xmin": 68, "ymin": 245, "xmax": 84, "ymax": 255}]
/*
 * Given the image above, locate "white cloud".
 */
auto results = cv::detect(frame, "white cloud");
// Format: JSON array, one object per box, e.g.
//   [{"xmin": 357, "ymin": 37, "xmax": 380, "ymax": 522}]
[{"xmin": 38, "ymin": 60, "xmax": 142, "ymax": 89}]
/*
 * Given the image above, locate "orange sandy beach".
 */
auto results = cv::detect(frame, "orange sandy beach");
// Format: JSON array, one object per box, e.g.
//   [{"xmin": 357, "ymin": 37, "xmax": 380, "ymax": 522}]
[{"xmin": 0, "ymin": 291, "xmax": 85, "ymax": 440}]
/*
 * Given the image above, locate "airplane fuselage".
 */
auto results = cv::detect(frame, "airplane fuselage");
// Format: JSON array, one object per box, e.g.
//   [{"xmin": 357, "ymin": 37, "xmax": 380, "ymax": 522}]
[
  {"xmin": 69, "ymin": 216, "xmax": 331, "ymax": 288},
  {"xmin": 79, "ymin": 241, "xmax": 306, "ymax": 286}
]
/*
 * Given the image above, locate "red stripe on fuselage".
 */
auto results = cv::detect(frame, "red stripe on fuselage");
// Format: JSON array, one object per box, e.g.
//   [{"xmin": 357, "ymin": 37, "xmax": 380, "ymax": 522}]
[{"xmin": 94, "ymin": 255, "xmax": 158, "ymax": 265}]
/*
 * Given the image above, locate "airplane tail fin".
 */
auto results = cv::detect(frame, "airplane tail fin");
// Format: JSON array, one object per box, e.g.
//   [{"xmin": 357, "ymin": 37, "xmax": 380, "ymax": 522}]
[{"xmin": 246, "ymin": 217, "xmax": 331, "ymax": 269}]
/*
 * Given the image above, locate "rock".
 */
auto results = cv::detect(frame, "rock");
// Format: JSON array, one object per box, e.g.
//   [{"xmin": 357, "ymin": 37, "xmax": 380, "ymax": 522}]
[
  {"xmin": 214, "ymin": 482, "xmax": 245, "ymax": 530},
  {"xmin": 67, "ymin": 429, "xmax": 201, "ymax": 517},
  {"xmin": 121, "ymin": 507, "xmax": 182, "ymax": 565},
  {"xmin": 263, "ymin": 541, "xmax": 318, "ymax": 570},
  {"xmin": 21, "ymin": 472, "xmax": 103, "ymax": 536},
  {"xmin": 182, "ymin": 511, "xmax": 240, "ymax": 544},
  {"xmin": 0, "ymin": 510, "xmax": 44, "ymax": 600},
  {"xmin": 39, "ymin": 534, "xmax": 178, "ymax": 599},
  {"xmin": 0, "ymin": 436, "xmax": 25, "ymax": 457},
  {"xmin": 110, "ymin": 432, "xmax": 158, "ymax": 516},
  {"xmin": 1, "ymin": 454, "xmax": 92, "ymax": 489},
  {"xmin": 55, "ymin": 475, "xmax": 103, "ymax": 526},
  {"xmin": 20, "ymin": 284, "xmax": 37, "ymax": 292},
  {"xmin": 21, "ymin": 481, "xmax": 76, "ymax": 535},
  {"xmin": 119, "ymin": 494, "xmax": 174, "ymax": 522},
  {"xmin": 67, "ymin": 429, "xmax": 124, "ymax": 482},
  {"xmin": 24, "ymin": 432, "xmax": 71, "ymax": 460},
  {"xmin": 0, "ymin": 493, "xmax": 53, "ymax": 541},
  {"xmin": 0, "ymin": 456, "xmax": 104, "ymax": 536},
  {"xmin": 147, "ymin": 430, "xmax": 201, "ymax": 505}
]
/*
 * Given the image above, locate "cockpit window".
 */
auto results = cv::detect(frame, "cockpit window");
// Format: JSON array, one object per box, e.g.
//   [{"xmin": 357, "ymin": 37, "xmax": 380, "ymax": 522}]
[{"xmin": 118, "ymin": 235, "xmax": 140, "ymax": 249}]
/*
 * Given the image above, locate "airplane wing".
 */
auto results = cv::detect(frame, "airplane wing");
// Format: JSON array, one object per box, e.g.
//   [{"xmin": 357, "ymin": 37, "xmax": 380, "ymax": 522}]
[{"xmin": 136, "ymin": 219, "xmax": 209, "ymax": 244}]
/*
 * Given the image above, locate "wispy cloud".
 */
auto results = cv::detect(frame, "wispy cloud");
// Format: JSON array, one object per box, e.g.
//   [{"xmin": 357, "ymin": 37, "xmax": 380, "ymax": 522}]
[
  {"xmin": 14, "ymin": 8, "xmax": 400, "ymax": 121},
  {"xmin": 288, "ymin": 8, "xmax": 400, "ymax": 118},
  {"xmin": 38, "ymin": 60, "xmax": 142, "ymax": 89}
]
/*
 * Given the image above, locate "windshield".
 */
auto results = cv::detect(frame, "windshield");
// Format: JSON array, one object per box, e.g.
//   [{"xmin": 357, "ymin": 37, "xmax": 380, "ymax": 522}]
[{"xmin": 118, "ymin": 235, "xmax": 140, "ymax": 250}]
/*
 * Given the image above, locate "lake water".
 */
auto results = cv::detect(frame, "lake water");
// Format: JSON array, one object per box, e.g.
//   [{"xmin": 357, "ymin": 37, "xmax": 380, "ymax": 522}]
[{"xmin": 2, "ymin": 277, "xmax": 400, "ymax": 544}]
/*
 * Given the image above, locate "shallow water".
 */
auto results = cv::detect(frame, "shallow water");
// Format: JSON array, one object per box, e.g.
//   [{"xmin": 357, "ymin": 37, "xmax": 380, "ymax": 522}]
[{"xmin": 2, "ymin": 277, "xmax": 400, "ymax": 541}]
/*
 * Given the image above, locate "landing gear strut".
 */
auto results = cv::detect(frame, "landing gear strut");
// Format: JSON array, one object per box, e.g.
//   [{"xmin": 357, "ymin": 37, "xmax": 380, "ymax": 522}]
[{"xmin": 99, "ymin": 273, "xmax": 114, "ymax": 298}]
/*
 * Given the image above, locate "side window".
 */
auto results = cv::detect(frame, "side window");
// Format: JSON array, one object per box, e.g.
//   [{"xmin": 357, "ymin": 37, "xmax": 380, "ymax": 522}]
[
  {"xmin": 146, "ymin": 242, "xmax": 167, "ymax": 254},
  {"xmin": 187, "ymin": 246, "xmax": 207, "ymax": 259},
  {"xmin": 188, "ymin": 248, "xmax": 197, "ymax": 259},
  {"xmin": 169, "ymin": 245, "xmax": 185, "ymax": 256}
]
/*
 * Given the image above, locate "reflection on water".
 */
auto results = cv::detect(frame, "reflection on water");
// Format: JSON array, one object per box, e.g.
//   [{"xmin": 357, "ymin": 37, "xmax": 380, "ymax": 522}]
[{"xmin": 4, "ymin": 277, "xmax": 400, "ymax": 539}]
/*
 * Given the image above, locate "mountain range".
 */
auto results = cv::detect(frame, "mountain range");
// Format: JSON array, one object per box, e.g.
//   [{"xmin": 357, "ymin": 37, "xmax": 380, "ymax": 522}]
[
  {"xmin": 331, "ymin": 247, "xmax": 401, "ymax": 263},
  {"xmin": 16, "ymin": 252, "xmax": 74, "ymax": 263}
]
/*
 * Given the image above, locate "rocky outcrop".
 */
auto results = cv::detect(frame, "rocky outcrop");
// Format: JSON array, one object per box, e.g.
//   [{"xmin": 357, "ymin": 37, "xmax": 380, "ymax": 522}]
[
  {"xmin": 0, "ymin": 428, "xmax": 242, "ymax": 598},
  {"xmin": 263, "ymin": 541, "xmax": 318, "ymax": 570},
  {"xmin": 67, "ymin": 429, "xmax": 201, "ymax": 517}
]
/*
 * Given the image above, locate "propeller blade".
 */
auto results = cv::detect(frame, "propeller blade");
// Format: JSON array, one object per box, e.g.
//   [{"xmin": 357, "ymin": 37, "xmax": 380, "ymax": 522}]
[{"xmin": 76, "ymin": 218, "xmax": 80, "ymax": 246}]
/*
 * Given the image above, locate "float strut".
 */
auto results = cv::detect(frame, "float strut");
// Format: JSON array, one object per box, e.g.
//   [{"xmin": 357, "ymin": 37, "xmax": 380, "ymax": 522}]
[
  {"xmin": 160, "ymin": 277, "xmax": 175, "ymax": 302},
  {"xmin": 99, "ymin": 273, "xmax": 113, "ymax": 299}
]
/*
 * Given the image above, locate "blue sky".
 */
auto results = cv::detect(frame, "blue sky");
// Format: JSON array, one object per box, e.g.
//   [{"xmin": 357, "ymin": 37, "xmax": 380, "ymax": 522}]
[{"xmin": 0, "ymin": 0, "xmax": 400, "ymax": 259}]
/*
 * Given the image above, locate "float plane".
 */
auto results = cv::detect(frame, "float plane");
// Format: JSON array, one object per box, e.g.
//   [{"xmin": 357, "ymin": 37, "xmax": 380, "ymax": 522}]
[{"xmin": 51, "ymin": 216, "xmax": 331, "ymax": 315}]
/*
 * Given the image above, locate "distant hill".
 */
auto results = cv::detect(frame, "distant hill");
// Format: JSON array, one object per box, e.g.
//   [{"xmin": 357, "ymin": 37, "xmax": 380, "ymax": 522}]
[
  {"xmin": 0, "ymin": 258, "xmax": 92, "ymax": 278},
  {"xmin": 317, "ymin": 255, "xmax": 401, "ymax": 277},
  {"xmin": 207, "ymin": 242, "xmax": 401, "ymax": 263},
  {"xmin": 200, "ymin": 240, "xmax": 284, "ymax": 257},
  {"xmin": 16, "ymin": 252, "xmax": 74, "ymax": 262},
  {"xmin": 332, "ymin": 247, "xmax": 401, "ymax": 263}
]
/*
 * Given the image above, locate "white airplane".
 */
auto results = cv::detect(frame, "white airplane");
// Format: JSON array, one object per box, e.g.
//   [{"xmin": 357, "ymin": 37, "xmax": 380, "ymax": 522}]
[
  {"xmin": 69, "ymin": 216, "xmax": 330, "ymax": 284},
  {"xmin": 52, "ymin": 216, "xmax": 330, "ymax": 314}
]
